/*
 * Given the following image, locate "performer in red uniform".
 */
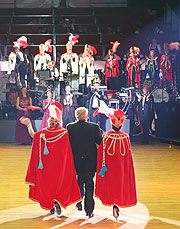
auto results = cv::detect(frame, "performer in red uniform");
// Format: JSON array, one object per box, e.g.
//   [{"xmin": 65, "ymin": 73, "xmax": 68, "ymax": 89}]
[
  {"xmin": 105, "ymin": 41, "xmax": 120, "ymax": 88},
  {"xmin": 24, "ymin": 102, "xmax": 81, "ymax": 216},
  {"xmin": 94, "ymin": 108, "xmax": 137, "ymax": 219},
  {"xmin": 126, "ymin": 46, "xmax": 141, "ymax": 88},
  {"xmin": 105, "ymin": 50, "xmax": 120, "ymax": 86},
  {"xmin": 160, "ymin": 43, "xmax": 173, "ymax": 85}
]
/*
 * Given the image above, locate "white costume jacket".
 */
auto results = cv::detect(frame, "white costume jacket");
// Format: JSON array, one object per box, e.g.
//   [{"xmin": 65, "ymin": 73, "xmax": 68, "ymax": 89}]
[
  {"xmin": 79, "ymin": 54, "xmax": 94, "ymax": 84},
  {"xmin": 34, "ymin": 53, "xmax": 51, "ymax": 71},
  {"xmin": 60, "ymin": 52, "xmax": 79, "ymax": 77}
]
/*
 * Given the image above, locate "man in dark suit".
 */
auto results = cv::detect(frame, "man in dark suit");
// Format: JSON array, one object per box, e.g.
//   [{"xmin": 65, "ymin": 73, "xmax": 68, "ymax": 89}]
[
  {"xmin": 67, "ymin": 107, "xmax": 102, "ymax": 218},
  {"xmin": 136, "ymin": 81, "xmax": 154, "ymax": 143},
  {"xmin": 60, "ymin": 85, "xmax": 77, "ymax": 128},
  {"xmin": 87, "ymin": 77, "xmax": 108, "ymax": 132}
]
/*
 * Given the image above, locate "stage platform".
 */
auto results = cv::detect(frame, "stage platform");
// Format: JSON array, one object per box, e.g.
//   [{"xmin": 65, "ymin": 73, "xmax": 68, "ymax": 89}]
[
  {"xmin": 0, "ymin": 142, "xmax": 180, "ymax": 228},
  {"xmin": 158, "ymin": 137, "xmax": 180, "ymax": 146},
  {"xmin": 0, "ymin": 120, "xmax": 41, "ymax": 143},
  {"xmin": 0, "ymin": 119, "xmax": 130, "ymax": 143}
]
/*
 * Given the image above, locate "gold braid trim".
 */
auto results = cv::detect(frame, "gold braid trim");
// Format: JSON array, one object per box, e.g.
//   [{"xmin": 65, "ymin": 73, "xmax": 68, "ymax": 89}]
[
  {"xmin": 103, "ymin": 132, "xmax": 129, "ymax": 156},
  {"xmin": 43, "ymin": 128, "xmax": 67, "ymax": 133}
]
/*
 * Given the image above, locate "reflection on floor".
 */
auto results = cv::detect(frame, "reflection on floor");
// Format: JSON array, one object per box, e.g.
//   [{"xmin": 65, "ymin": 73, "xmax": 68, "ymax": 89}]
[{"xmin": 0, "ymin": 142, "xmax": 180, "ymax": 228}]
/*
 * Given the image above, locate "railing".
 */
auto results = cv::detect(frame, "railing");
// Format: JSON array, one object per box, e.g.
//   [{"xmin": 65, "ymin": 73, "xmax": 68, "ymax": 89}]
[
  {"xmin": 0, "ymin": 0, "xmax": 128, "ymax": 8},
  {"xmin": 0, "ymin": 2, "xmax": 168, "ymax": 60},
  {"xmin": 67, "ymin": 0, "xmax": 128, "ymax": 8},
  {"xmin": 0, "ymin": 0, "xmax": 56, "ymax": 8}
]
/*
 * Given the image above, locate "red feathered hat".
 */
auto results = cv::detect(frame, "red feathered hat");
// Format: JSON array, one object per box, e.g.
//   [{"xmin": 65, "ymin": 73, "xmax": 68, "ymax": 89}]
[
  {"xmin": 89, "ymin": 46, "xmax": 97, "ymax": 55},
  {"xmin": 110, "ymin": 41, "xmax": 120, "ymax": 53},
  {"xmin": 110, "ymin": 109, "xmax": 125, "ymax": 128},
  {"xmin": 93, "ymin": 105, "xmax": 125, "ymax": 128},
  {"xmin": 69, "ymin": 33, "xmax": 79, "ymax": 46},
  {"xmin": 44, "ymin": 39, "xmax": 52, "ymax": 52},
  {"xmin": 13, "ymin": 36, "xmax": 27, "ymax": 49},
  {"xmin": 49, "ymin": 102, "xmax": 63, "ymax": 122},
  {"xmin": 51, "ymin": 101, "xmax": 63, "ymax": 112},
  {"xmin": 169, "ymin": 42, "xmax": 180, "ymax": 50}
]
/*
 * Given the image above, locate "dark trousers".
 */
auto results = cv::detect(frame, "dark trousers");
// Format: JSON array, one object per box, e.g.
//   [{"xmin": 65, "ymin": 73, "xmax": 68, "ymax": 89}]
[
  {"xmin": 139, "ymin": 112, "xmax": 151, "ymax": 142},
  {"xmin": 89, "ymin": 108, "xmax": 106, "ymax": 131},
  {"xmin": 63, "ymin": 112, "xmax": 75, "ymax": 128},
  {"xmin": 18, "ymin": 66, "xmax": 27, "ymax": 87},
  {"xmin": 77, "ymin": 172, "xmax": 95, "ymax": 214}
]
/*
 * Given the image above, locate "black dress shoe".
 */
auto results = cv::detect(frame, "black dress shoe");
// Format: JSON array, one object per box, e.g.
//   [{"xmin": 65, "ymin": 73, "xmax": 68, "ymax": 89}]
[
  {"xmin": 50, "ymin": 208, "xmax": 55, "ymax": 214},
  {"xmin": 113, "ymin": 205, "xmax": 119, "ymax": 219},
  {"xmin": 76, "ymin": 202, "xmax": 82, "ymax": 211},
  {"xmin": 55, "ymin": 201, "xmax": 61, "ymax": 217},
  {"xmin": 86, "ymin": 213, "xmax": 94, "ymax": 218}
]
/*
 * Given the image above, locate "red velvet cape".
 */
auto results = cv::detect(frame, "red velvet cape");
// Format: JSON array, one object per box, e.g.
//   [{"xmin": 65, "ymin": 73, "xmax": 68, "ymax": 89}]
[
  {"xmin": 95, "ymin": 130, "xmax": 137, "ymax": 207},
  {"xmin": 25, "ymin": 127, "xmax": 81, "ymax": 210}
]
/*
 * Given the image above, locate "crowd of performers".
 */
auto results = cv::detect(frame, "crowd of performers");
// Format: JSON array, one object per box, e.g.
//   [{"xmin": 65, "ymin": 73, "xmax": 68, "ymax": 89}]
[
  {"xmin": 8, "ymin": 34, "xmax": 98, "ymax": 91},
  {"xmin": 7, "ymin": 35, "xmax": 178, "ymax": 94},
  {"xmin": 6, "ymin": 34, "xmax": 180, "ymax": 146},
  {"xmin": 20, "ymin": 101, "xmax": 137, "ymax": 219}
]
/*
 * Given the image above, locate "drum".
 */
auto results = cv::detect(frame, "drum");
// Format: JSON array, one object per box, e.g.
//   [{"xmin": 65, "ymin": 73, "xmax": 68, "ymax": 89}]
[
  {"xmin": 116, "ymin": 91, "xmax": 135, "ymax": 104},
  {"xmin": 152, "ymin": 89, "xmax": 169, "ymax": 103},
  {"xmin": 39, "ymin": 80, "xmax": 47, "ymax": 88}
]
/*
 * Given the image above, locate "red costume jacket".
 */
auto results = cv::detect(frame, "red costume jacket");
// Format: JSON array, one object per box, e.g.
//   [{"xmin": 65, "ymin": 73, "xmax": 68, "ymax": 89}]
[
  {"xmin": 105, "ymin": 59, "xmax": 120, "ymax": 85},
  {"xmin": 160, "ymin": 54, "xmax": 173, "ymax": 84},
  {"xmin": 126, "ymin": 57, "xmax": 140, "ymax": 88},
  {"xmin": 95, "ymin": 130, "xmax": 137, "ymax": 207},
  {"xmin": 25, "ymin": 127, "xmax": 81, "ymax": 210}
]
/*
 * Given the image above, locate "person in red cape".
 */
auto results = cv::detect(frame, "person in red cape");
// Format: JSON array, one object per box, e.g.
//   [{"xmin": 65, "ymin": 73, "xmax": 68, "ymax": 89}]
[
  {"xmin": 22, "ymin": 101, "xmax": 81, "ymax": 216},
  {"xmin": 94, "ymin": 108, "xmax": 137, "ymax": 219}
]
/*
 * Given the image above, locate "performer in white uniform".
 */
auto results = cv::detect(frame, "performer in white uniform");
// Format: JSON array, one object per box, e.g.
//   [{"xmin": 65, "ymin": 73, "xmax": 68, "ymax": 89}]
[
  {"xmin": 79, "ymin": 44, "xmax": 97, "ymax": 86},
  {"xmin": 12, "ymin": 36, "xmax": 28, "ymax": 87},
  {"xmin": 34, "ymin": 39, "xmax": 52, "ymax": 72},
  {"xmin": 60, "ymin": 34, "xmax": 79, "ymax": 90},
  {"xmin": 8, "ymin": 52, "xmax": 16, "ymax": 74}
]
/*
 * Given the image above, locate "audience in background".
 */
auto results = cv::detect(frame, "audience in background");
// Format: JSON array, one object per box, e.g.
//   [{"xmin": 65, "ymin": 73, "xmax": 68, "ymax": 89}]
[{"xmin": 64, "ymin": 18, "xmax": 75, "ymax": 34}]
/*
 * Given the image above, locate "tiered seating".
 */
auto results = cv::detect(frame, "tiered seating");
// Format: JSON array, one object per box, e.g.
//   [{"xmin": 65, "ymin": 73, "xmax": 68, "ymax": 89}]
[
  {"xmin": 54, "ymin": 8, "xmax": 93, "ymax": 15},
  {"xmin": 13, "ymin": 16, "xmax": 53, "ymax": 24},
  {"xmin": 0, "ymin": 6, "xmax": 168, "ymax": 58},
  {"xmin": 11, "ymin": 25, "xmax": 53, "ymax": 34},
  {"xmin": 13, "ymin": 8, "xmax": 53, "ymax": 15}
]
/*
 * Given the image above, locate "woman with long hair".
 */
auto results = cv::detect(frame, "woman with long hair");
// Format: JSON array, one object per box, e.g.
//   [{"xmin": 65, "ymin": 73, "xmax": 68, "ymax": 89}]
[{"xmin": 16, "ymin": 87, "xmax": 32, "ymax": 144}]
